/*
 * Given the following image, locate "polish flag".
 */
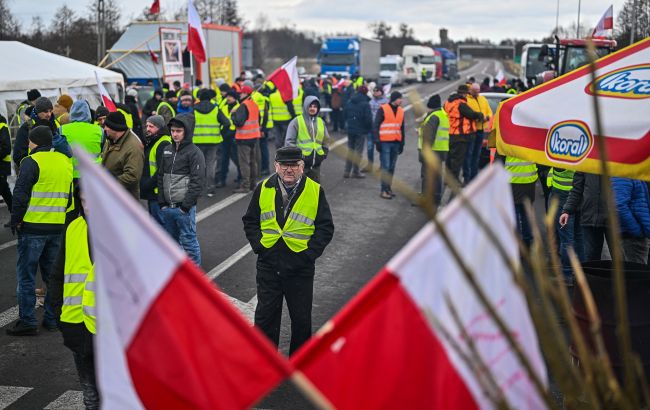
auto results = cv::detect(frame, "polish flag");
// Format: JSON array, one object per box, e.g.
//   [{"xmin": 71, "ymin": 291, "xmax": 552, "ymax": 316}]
[
  {"xmin": 292, "ymin": 165, "xmax": 547, "ymax": 409},
  {"xmin": 146, "ymin": 43, "xmax": 159, "ymax": 64},
  {"xmin": 75, "ymin": 149, "xmax": 293, "ymax": 409},
  {"xmin": 149, "ymin": 0, "xmax": 160, "ymax": 15},
  {"xmin": 94, "ymin": 71, "xmax": 117, "ymax": 112},
  {"xmin": 592, "ymin": 5, "xmax": 614, "ymax": 38},
  {"xmin": 495, "ymin": 69, "xmax": 506, "ymax": 86},
  {"xmin": 382, "ymin": 83, "xmax": 391, "ymax": 96},
  {"xmin": 267, "ymin": 56, "xmax": 300, "ymax": 102},
  {"xmin": 187, "ymin": 0, "xmax": 207, "ymax": 63}
]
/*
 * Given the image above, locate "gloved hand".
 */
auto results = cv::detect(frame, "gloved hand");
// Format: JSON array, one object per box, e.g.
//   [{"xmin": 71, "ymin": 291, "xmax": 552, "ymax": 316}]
[{"xmin": 10, "ymin": 221, "xmax": 21, "ymax": 236}]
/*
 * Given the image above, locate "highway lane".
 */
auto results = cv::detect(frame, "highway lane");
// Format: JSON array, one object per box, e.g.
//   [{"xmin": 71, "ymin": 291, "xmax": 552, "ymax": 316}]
[{"xmin": 0, "ymin": 59, "xmax": 495, "ymax": 409}]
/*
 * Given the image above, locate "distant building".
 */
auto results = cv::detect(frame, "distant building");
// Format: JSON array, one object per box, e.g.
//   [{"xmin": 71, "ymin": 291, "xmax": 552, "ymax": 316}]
[{"xmin": 439, "ymin": 28, "xmax": 449, "ymax": 47}]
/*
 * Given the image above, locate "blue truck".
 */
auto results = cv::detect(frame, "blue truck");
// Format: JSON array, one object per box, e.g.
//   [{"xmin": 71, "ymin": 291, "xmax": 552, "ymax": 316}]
[
  {"xmin": 319, "ymin": 36, "xmax": 381, "ymax": 80},
  {"xmin": 435, "ymin": 48, "xmax": 460, "ymax": 80}
]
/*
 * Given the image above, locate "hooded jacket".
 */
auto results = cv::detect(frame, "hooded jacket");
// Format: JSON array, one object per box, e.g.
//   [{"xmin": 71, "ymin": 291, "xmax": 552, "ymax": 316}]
[
  {"xmin": 157, "ymin": 114, "xmax": 205, "ymax": 211},
  {"xmin": 140, "ymin": 124, "xmax": 171, "ymax": 201},
  {"xmin": 284, "ymin": 95, "xmax": 330, "ymax": 168},
  {"xmin": 13, "ymin": 110, "xmax": 71, "ymax": 166},
  {"xmin": 345, "ymin": 92, "xmax": 372, "ymax": 135},
  {"xmin": 68, "ymin": 100, "xmax": 92, "ymax": 123},
  {"xmin": 612, "ymin": 177, "xmax": 650, "ymax": 238}
]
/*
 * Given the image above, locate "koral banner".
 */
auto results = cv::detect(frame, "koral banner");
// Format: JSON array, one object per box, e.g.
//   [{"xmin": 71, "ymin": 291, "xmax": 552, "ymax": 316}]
[{"xmin": 495, "ymin": 37, "xmax": 650, "ymax": 181}]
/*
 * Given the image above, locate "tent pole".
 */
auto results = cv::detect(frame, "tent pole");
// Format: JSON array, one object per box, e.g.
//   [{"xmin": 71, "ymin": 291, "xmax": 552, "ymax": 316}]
[{"xmin": 101, "ymin": 32, "xmax": 159, "ymax": 69}]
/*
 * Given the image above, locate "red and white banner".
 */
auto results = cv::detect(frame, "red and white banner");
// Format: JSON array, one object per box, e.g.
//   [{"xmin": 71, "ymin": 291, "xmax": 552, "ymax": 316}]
[
  {"xmin": 187, "ymin": 0, "xmax": 207, "ymax": 63},
  {"xmin": 149, "ymin": 0, "xmax": 160, "ymax": 15},
  {"xmin": 94, "ymin": 71, "xmax": 117, "ymax": 112},
  {"xmin": 292, "ymin": 165, "xmax": 547, "ymax": 409},
  {"xmin": 496, "ymin": 37, "xmax": 650, "ymax": 181},
  {"xmin": 75, "ymin": 149, "xmax": 292, "ymax": 409},
  {"xmin": 592, "ymin": 5, "xmax": 614, "ymax": 38},
  {"xmin": 267, "ymin": 56, "xmax": 300, "ymax": 102}
]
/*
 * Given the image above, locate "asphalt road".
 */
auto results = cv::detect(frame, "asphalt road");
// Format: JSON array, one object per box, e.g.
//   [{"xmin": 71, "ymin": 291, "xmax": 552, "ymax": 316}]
[{"xmin": 0, "ymin": 59, "xmax": 501, "ymax": 409}]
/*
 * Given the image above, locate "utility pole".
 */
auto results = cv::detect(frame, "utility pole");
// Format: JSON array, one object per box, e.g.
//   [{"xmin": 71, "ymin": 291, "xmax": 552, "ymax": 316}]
[
  {"xmin": 630, "ymin": 0, "xmax": 638, "ymax": 44},
  {"xmin": 576, "ymin": 0, "xmax": 581, "ymax": 38},
  {"xmin": 97, "ymin": 0, "xmax": 106, "ymax": 65},
  {"xmin": 555, "ymin": 0, "xmax": 560, "ymax": 35}
]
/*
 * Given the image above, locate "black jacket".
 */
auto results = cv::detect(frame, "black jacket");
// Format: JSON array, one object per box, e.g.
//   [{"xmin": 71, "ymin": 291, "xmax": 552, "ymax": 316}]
[
  {"xmin": 119, "ymin": 99, "xmax": 143, "ymax": 138},
  {"xmin": 373, "ymin": 103, "xmax": 406, "ymax": 147},
  {"xmin": 140, "ymin": 128, "xmax": 171, "ymax": 200},
  {"xmin": 0, "ymin": 114, "xmax": 10, "ymax": 176},
  {"xmin": 345, "ymin": 93, "xmax": 372, "ymax": 136},
  {"xmin": 11, "ymin": 145, "xmax": 72, "ymax": 235},
  {"xmin": 562, "ymin": 172, "xmax": 608, "ymax": 228},
  {"xmin": 243, "ymin": 174, "xmax": 334, "ymax": 276},
  {"xmin": 157, "ymin": 114, "xmax": 205, "ymax": 211},
  {"xmin": 13, "ymin": 113, "xmax": 60, "ymax": 167}
]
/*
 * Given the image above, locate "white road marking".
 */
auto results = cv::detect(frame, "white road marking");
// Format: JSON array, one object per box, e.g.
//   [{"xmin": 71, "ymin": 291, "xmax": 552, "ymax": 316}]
[
  {"xmin": 196, "ymin": 192, "xmax": 249, "ymax": 222},
  {"xmin": 207, "ymin": 244, "xmax": 252, "ymax": 280},
  {"xmin": 224, "ymin": 293, "xmax": 256, "ymax": 323},
  {"xmin": 0, "ymin": 306, "xmax": 18, "ymax": 329},
  {"xmin": 44, "ymin": 390, "xmax": 84, "ymax": 409},
  {"xmin": 0, "ymin": 240, "xmax": 16, "ymax": 251},
  {"xmin": 0, "ymin": 386, "xmax": 32, "ymax": 409}
]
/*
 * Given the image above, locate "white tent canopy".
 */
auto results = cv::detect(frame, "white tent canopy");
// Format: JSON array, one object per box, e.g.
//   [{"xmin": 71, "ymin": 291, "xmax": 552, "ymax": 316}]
[{"xmin": 0, "ymin": 41, "xmax": 124, "ymax": 123}]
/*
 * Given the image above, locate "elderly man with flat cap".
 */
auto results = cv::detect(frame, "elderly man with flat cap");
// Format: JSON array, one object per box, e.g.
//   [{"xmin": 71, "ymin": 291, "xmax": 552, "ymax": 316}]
[
  {"xmin": 101, "ymin": 111, "xmax": 144, "ymax": 199},
  {"xmin": 243, "ymin": 146, "xmax": 334, "ymax": 354}
]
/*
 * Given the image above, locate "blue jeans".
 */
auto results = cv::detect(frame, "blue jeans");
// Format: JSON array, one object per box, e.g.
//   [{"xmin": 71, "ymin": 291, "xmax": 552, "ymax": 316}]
[
  {"xmin": 463, "ymin": 131, "xmax": 484, "ymax": 183},
  {"xmin": 218, "ymin": 133, "xmax": 241, "ymax": 185},
  {"xmin": 162, "ymin": 206, "xmax": 201, "ymax": 266},
  {"xmin": 16, "ymin": 233, "xmax": 61, "ymax": 326},
  {"xmin": 550, "ymin": 188, "xmax": 585, "ymax": 280},
  {"xmin": 148, "ymin": 200, "xmax": 165, "ymax": 227},
  {"xmin": 420, "ymin": 150, "xmax": 447, "ymax": 206},
  {"xmin": 514, "ymin": 203, "xmax": 533, "ymax": 248},
  {"xmin": 379, "ymin": 142, "xmax": 400, "ymax": 193},
  {"xmin": 367, "ymin": 132, "xmax": 375, "ymax": 164}
]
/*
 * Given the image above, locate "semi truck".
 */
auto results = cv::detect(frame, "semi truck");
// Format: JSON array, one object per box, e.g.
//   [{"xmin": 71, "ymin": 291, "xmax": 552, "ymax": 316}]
[
  {"xmin": 319, "ymin": 36, "xmax": 381, "ymax": 80},
  {"xmin": 402, "ymin": 45, "xmax": 437, "ymax": 83},
  {"xmin": 379, "ymin": 55, "xmax": 405, "ymax": 86},
  {"xmin": 435, "ymin": 48, "xmax": 460, "ymax": 80}
]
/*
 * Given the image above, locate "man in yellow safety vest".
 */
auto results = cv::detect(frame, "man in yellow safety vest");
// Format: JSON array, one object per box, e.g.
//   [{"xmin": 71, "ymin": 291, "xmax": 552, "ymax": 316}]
[
  {"xmin": 418, "ymin": 94, "xmax": 449, "ymax": 207},
  {"xmin": 243, "ymin": 146, "xmax": 334, "ymax": 354}
]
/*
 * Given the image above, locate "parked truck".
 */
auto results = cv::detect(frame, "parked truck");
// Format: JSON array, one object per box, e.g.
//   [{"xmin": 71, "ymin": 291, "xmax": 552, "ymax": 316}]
[
  {"xmin": 402, "ymin": 45, "xmax": 437, "ymax": 83},
  {"xmin": 435, "ymin": 48, "xmax": 460, "ymax": 80},
  {"xmin": 379, "ymin": 55, "xmax": 405, "ymax": 86},
  {"xmin": 319, "ymin": 36, "xmax": 381, "ymax": 81}
]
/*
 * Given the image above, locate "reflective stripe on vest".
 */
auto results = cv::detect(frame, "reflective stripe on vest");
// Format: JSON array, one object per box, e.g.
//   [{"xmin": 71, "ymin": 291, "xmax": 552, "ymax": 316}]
[
  {"xmin": 149, "ymin": 135, "xmax": 172, "ymax": 194},
  {"xmin": 379, "ymin": 104, "xmax": 405, "ymax": 142},
  {"xmin": 235, "ymin": 99, "xmax": 261, "ymax": 140},
  {"xmin": 252, "ymin": 91, "xmax": 273, "ymax": 129},
  {"xmin": 156, "ymin": 101, "xmax": 176, "ymax": 118},
  {"xmin": 270, "ymin": 91, "xmax": 291, "ymax": 121},
  {"xmin": 16, "ymin": 103, "xmax": 29, "ymax": 125},
  {"xmin": 220, "ymin": 100, "xmax": 238, "ymax": 131},
  {"xmin": 117, "ymin": 108, "xmax": 133, "ymax": 129},
  {"xmin": 292, "ymin": 89, "xmax": 304, "ymax": 115},
  {"xmin": 60, "ymin": 217, "xmax": 96, "ymax": 334},
  {"xmin": 505, "ymin": 156, "xmax": 538, "ymax": 184},
  {"xmin": 23, "ymin": 150, "xmax": 73, "ymax": 225},
  {"xmin": 547, "ymin": 168, "xmax": 574, "ymax": 191},
  {"xmin": 418, "ymin": 109, "xmax": 449, "ymax": 152},
  {"xmin": 296, "ymin": 115, "xmax": 325, "ymax": 157},
  {"xmin": 0, "ymin": 123, "xmax": 9, "ymax": 162},
  {"xmin": 194, "ymin": 106, "xmax": 223, "ymax": 144},
  {"xmin": 60, "ymin": 122, "xmax": 103, "ymax": 178},
  {"xmin": 259, "ymin": 178, "xmax": 320, "ymax": 252}
]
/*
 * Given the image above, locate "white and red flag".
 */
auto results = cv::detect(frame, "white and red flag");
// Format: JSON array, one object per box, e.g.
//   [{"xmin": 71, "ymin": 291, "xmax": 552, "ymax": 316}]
[
  {"xmin": 495, "ymin": 69, "xmax": 506, "ymax": 86},
  {"xmin": 146, "ymin": 43, "xmax": 159, "ymax": 64},
  {"xmin": 267, "ymin": 56, "xmax": 300, "ymax": 102},
  {"xmin": 187, "ymin": 0, "xmax": 207, "ymax": 63},
  {"xmin": 592, "ymin": 5, "xmax": 614, "ymax": 38},
  {"xmin": 76, "ymin": 149, "xmax": 293, "ymax": 409},
  {"xmin": 94, "ymin": 71, "xmax": 117, "ymax": 112},
  {"xmin": 291, "ymin": 165, "xmax": 547, "ymax": 409},
  {"xmin": 149, "ymin": 0, "xmax": 160, "ymax": 15},
  {"xmin": 382, "ymin": 82, "xmax": 391, "ymax": 96}
]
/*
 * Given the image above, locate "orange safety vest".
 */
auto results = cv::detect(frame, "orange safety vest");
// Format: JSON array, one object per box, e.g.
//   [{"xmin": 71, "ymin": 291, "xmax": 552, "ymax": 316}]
[
  {"xmin": 379, "ymin": 104, "xmax": 405, "ymax": 142},
  {"xmin": 235, "ymin": 99, "xmax": 261, "ymax": 140},
  {"xmin": 232, "ymin": 83, "xmax": 242, "ymax": 93},
  {"xmin": 444, "ymin": 98, "xmax": 475, "ymax": 135}
]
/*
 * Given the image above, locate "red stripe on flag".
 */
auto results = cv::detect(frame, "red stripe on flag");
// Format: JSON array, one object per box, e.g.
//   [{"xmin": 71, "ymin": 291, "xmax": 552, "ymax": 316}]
[
  {"xmin": 267, "ymin": 67, "xmax": 293, "ymax": 102},
  {"xmin": 604, "ymin": 17, "xmax": 613, "ymax": 29},
  {"xmin": 102, "ymin": 95, "xmax": 116, "ymax": 112},
  {"xmin": 187, "ymin": 27, "xmax": 206, "ymax": 63},
  {"xmin": 127, "ymin": 259, "xmax": 292, "ymax": 409},
  {"xmin": 292, "ymin": 269, "xmax": 479, "ymax": 409}
]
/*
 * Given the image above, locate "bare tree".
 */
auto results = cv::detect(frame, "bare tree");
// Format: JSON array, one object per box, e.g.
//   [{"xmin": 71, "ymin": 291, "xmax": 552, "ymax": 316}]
[
  {"xmin": 369, "ymin": 21, "xmax": 392, "ymax": 40},
  {"xmin": 0, "ymin": 0, "xmax": 20, "ymax": 40}
]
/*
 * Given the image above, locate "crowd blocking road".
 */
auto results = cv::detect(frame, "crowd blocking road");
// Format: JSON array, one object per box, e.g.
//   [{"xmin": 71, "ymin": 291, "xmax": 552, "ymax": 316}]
[{"xmin": 0, "ymin": 60, "xmax": 497, "ymax": 409}]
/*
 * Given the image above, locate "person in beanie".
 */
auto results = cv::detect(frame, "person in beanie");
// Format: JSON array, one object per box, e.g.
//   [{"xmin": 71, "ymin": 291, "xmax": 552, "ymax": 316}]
[
  {"xmin": 374, "ymin": 91, "xmax": 406, "ymax": 199},
  {"xmin": 101, "ymin": 111, "xmax": 144, "ymax": 199},
  {"xmin": 365, "ymin": 86, "xmax": 389, "ymax": 171},
  {"xmin": 343, "ymin": 85, "xmax": 371, "ymax": 178},
  {"xmin": 15, "ymin": 89, "xmax": 41, "ymax": 125},
  {"xmin": 7, "ymin": 126, "xmax": 73, "ymax": 336},
  {"xmin": 156, "ymin": 90, "xmax": 178, "ymax": 124},
  {"xmin": 242, "ymin": 146, "xmax": 334, "ymax": 354},
  {"xmin": 157, "ymin": 114, "xmax": 205, "ymax": 266},
  {"xmin": 94, "ymin": 106, "xmax": 109, "ymax": 127},
  {"xmin": 193, "ymin": 88, "xmax": 231, "ymax": 197},
  {"xmin": 143, "ymin": 89, "xmax": 164, "ymax": 120},
  {"xmin": 176, "ymin": 91, "xmax": 194, "ymax": 115},
  {"xmin": 418, "ymin": 94, "xmax": 449, "ymax": 206},
  {"xmin": 444, "ymin": 84, "xmax": 483, "ymax": 184},
  {"xmin": 232, "ymin": 85, "xmax": 261, "ymax": 193},
  {"xmin": 53, "ymin": 94, "xmax": 74, "ymax": 125},
  {"xmin": 141, "ymin": 115, "xmax": 171, "ymax": 225},
  {"xmin": 13, "ymin": 97, "xmax": 71, "ymax": 167}
]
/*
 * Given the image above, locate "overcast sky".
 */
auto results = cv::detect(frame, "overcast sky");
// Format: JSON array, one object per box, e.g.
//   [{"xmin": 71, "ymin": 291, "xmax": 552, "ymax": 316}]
[{"xmin": 9, "ymin": 0, "xmax": 626, "ymax": 43}]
